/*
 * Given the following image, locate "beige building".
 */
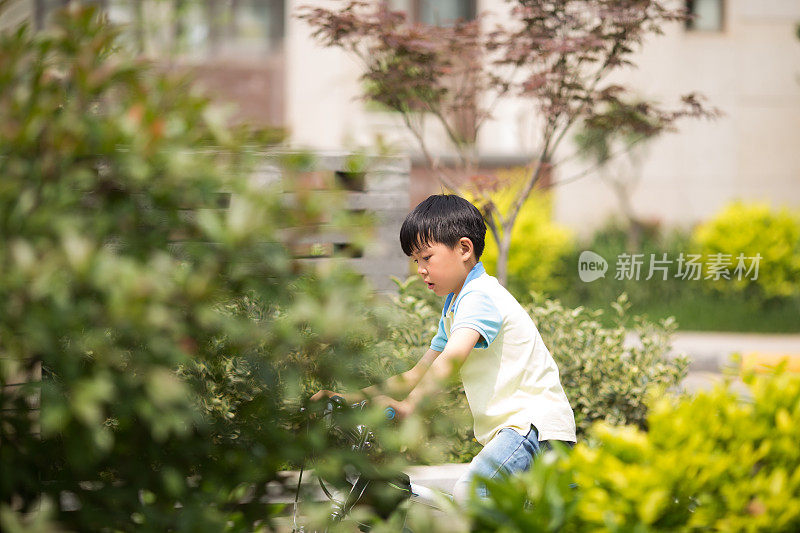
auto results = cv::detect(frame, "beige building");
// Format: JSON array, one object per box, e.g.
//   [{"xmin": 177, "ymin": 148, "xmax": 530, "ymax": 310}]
[
  {"xmin": 287, "ymin": 0, "xmax": 800, "ymax": 236},
  {"xmin": 552, "ymin": 0, "xmax": 800, "ymax": 236},
  {"xmin": 7, "ymin": 0, "xmax": 800, "ymax": 236},
  {"xmin": 3, "ymin": 0, "xmax": 287, "ymax": 128}
]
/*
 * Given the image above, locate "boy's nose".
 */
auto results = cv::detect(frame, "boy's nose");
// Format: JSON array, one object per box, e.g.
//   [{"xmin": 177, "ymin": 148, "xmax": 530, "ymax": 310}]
[{"xmin": 417, "ymin": 264, "xmax": 427, "ymax": 276}]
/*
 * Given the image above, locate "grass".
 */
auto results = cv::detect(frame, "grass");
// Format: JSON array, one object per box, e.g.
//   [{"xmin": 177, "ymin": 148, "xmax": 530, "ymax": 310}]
[
  {"xmin": 550, "ymin": 277, "xmax": 800, "ymax": 333},
  {"xmin": 620, "ymin": 292, "xmax": 800, "ymax": 333},
  {"xmin": 539, "ymin": 224, "xmax": 800, "ymax": 334}
]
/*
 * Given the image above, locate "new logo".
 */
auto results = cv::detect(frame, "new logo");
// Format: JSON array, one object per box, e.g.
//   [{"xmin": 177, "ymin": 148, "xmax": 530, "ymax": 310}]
[{"xmin": 578, "ymin": 250, "xmax": 608, "ymax": 283}]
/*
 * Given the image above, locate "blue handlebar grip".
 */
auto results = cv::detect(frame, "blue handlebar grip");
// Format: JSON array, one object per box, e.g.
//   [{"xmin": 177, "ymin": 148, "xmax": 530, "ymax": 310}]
[{"xmin": 384, "ymin": 407, "xmax": 396, "ymax": 420}]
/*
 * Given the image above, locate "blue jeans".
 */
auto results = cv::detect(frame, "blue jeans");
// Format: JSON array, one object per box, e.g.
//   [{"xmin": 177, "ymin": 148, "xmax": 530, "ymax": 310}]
[{"xmin": 452, "ymin": 425, "xmax": 571, "ymax": 504}]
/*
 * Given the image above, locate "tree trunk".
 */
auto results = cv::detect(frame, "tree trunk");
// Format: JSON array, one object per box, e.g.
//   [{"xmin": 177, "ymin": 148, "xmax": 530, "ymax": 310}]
[
  {"xmin": 609, "ymin": 177, "xmax": 644, "ymax": 251},
  {"xmin": 34, "ymin": 0, "xmax": 46, "ymax": 30},
  {"xmin": 495, "ymin": 230, "xmax": 512, "ymax": 287},
  {"xmin": 133, "ymin": 0, "xmax": 145, "ymax": 55},
  {"xmin": 173, "ymin": 0, "xmax": 187, "ymax": 55}
]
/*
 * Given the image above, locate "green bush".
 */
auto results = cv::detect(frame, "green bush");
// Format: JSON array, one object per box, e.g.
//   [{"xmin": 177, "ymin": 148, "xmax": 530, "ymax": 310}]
[
  {"xmin": 529, "ymin": 293, "xmax": 688, "ymax": 435},
  {"xmin": 692, "ymin": 201, "xmax": 800, "ymax": 299},
  {"xmin": 0, "ymin": 6, "xmax": 392, "ymax": 531},
  {"xmin": 556, "ymin": 218, "xmax": 800, "ymax": 333},
  {"xmin": 467, "ymin": 372, "xmax": 800, "ymax": 532},
  {"xmin": 558, "ymin": 219, "xmax": 691, "ymax": 310}
]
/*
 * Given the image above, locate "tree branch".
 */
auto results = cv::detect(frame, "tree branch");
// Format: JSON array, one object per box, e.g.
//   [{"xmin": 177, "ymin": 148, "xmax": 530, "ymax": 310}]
[
  {"xmin": 546, "ymin": 132, "xmax": 651, "ymax": 189},
  {"xmin": 401, "ymin": 111, "xmax": 462, "ymax": 193}
]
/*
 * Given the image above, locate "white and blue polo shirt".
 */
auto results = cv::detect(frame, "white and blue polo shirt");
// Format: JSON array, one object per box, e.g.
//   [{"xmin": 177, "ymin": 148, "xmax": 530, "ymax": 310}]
[{"xmin": 431, "ymin": 262, "xmax": 577, "ymax": 445}]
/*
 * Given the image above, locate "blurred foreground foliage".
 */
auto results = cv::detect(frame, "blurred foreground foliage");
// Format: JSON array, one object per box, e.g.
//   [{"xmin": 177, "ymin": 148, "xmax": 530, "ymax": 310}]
[
  {"xmin": 0, "ymin": 5, "xmax": 398, "ymax": 531},
  {"xmin": 467, "ymin": 372, "xmax": 800, "ymax": 532}
]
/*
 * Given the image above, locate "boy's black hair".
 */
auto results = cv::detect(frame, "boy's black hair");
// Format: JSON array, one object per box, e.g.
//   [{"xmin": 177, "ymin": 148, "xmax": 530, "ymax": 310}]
[{"xmin": 400, "ymin": 194, "xmax": 486, "ymax": 259}]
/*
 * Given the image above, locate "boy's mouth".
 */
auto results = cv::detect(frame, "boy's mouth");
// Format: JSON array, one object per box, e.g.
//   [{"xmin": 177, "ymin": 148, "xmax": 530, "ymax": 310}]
[{"xmin": 426, "ymin": 282, "xmax": 435, "ymax": 290}]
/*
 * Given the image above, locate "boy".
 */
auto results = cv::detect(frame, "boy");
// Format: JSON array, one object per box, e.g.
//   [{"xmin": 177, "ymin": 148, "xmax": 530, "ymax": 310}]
[{"xmin": 313, "ymin": 194, "xmax": 576, "ymax": 503}]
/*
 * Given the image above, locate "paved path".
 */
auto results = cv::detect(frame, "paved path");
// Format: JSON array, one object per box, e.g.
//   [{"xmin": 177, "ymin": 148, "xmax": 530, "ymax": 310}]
[
  {"xmin": 673, "ymin": 331, "xmax": 800, "ymax": 366},
  {"xmin": 641, "ymin": 331, "xmax": 800, "ymax": 371}
]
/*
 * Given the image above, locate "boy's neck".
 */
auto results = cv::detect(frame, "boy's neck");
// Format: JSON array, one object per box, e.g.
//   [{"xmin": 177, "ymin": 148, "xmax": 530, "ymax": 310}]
[{"xmin": 451, "ymin": 259, "xmax": 479, "ymax": 301}]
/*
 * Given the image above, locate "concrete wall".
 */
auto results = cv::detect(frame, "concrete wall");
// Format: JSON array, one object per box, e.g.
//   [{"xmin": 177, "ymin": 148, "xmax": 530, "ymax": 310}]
[{"xmin": 253, "ymin": 152, "xmax": 412, "ymax": 292}]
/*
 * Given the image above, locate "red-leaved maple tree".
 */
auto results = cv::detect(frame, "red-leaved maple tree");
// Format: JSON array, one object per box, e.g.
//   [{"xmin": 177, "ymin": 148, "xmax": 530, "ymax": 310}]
[{"xmin": 299, "ymin": 0, "xmax": 720, "ymax": 284}]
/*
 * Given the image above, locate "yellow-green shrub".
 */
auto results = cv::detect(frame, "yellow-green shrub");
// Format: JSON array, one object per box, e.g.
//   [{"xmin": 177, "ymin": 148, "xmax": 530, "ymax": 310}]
[
  {"xmin": 468, "ymin": 168, "xmax": 574, "ymax": 296},
  {"xmin": 468, "ymin": 372, "xmax": 800, "ymax": 532},
  {"xmin": 692, "ymin": 201, "xmax": 800, "ymax": 299}
]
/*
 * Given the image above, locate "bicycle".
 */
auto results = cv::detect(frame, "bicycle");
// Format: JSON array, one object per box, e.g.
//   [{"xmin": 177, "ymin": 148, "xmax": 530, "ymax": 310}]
[{"xmin": 291, "ymin": 395, "xmax": 455, "ymax": 532}]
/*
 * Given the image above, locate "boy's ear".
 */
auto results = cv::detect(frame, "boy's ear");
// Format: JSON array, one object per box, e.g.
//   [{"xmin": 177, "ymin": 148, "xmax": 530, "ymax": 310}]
[{"xmin": 458, "ymin": 237, "xmax": 474, "ymax": 261}]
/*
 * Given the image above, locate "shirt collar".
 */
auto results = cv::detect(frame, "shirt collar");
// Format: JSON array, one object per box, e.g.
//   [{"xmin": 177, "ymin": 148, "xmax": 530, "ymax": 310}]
[{"xmin": 445, "ymin": 262, "xmax": 485, "ymax": 315}]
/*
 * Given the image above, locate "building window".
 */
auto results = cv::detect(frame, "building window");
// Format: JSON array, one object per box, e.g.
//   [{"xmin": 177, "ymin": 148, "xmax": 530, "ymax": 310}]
[
  {"xmin": 685, "ymin": 0, "xmax": 724, "ymax": 32},
  {"xmin": 35, "ymin": 1, "xmax": 285, "ymax": 58},
  {"xmin": 33, "ymin": 0, "xmax": 85, "ymax": 30},
  {"xmin": 177, "ymin": 0, "xmax": 285, "ymax": 57},
  {"xmin": 388, "ymin": 0, "xmax": 476, "ymax": 26}
]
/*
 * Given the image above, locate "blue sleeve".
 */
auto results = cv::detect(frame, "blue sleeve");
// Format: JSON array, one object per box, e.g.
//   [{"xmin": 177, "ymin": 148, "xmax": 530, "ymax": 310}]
[
  {"xmin": 451, "ymin": 291, "xmax": 502, "ymax": 349},
  {"xmin": 430, "ymin": 316, "xmax": 448, "ymax": 352}
]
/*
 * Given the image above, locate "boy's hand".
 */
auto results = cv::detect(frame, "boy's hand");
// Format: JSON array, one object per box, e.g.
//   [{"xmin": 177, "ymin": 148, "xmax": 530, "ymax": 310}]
[
  {"xmin": 310, "ymin": 389, "xmax": 340, "ymax": 402},
  {"xmin": 371, "ymin": 395, "xmax": 413, "ymax": 420}
]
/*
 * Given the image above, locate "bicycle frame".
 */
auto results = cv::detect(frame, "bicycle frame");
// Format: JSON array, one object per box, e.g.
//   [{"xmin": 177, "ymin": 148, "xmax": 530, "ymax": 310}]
[{"xmin": 293, "ymin": 396, "xmax": 414, "ymax": 532}]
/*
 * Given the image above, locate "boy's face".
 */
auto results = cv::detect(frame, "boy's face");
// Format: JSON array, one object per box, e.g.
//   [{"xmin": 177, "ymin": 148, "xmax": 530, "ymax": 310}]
[{"xmin": 410, "ymin": 240, "xmax": 473, "ymax": 297}]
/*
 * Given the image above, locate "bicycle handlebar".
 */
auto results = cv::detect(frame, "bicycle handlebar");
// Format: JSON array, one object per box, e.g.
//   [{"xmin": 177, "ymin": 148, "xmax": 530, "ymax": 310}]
[{"xmin": 309, "ymin": 394, "xmax": 396, "ymax": 421}]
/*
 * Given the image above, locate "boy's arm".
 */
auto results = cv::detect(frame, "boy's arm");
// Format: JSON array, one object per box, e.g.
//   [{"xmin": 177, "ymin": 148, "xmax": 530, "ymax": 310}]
[
  {"xmin": 311, "ymin": 348, "xmax": 441, "ymax": 403},
  {"xmin": 361, "ymin": 347, "xmax": 441, "ymax": 400},
  {"xmin": 402, "ymin": 327, "xmax": 480, "ymax": 411}
]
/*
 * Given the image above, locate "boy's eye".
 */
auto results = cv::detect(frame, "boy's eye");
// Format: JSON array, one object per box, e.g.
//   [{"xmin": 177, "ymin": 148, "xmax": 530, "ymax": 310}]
[{"xmin": 423, "ymin": 256, "xmax": 431, "ymax": 261}]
